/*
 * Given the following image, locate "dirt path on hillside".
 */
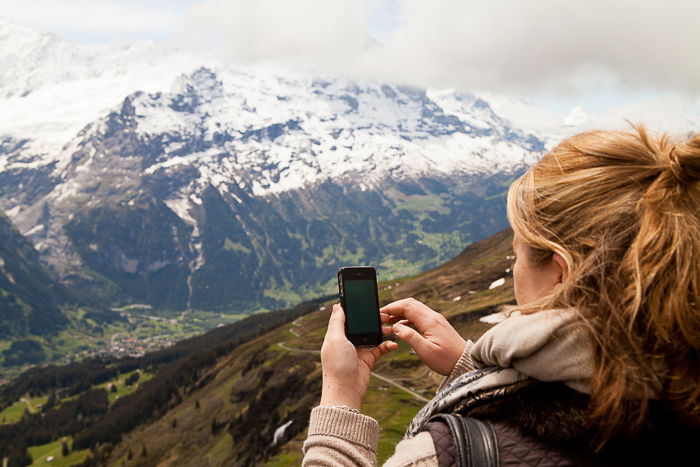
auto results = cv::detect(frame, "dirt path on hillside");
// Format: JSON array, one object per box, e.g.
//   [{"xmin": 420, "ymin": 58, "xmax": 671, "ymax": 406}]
[
  {"xmin": 276, "ymin": 340, "xmax": 320, "ymax": 355},
  {"xmin": 20, "ymin": 397, "xmax": 34, "ymax": 414},
  {"xmin": 395, "ymin": 367, "xmax": 432, "ymax": 382}
]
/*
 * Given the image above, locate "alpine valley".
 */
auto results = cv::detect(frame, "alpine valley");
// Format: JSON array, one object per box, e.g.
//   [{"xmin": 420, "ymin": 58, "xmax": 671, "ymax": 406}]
[{"xmin": 1, "ymin": 18, "xmax": 546, "ymax": 356}]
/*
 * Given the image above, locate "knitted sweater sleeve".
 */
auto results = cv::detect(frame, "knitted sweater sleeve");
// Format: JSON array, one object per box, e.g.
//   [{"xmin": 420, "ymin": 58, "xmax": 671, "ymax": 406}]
[
  {"xmin": 302, "ymin": 342, "xmax": 475, "ymax": 465},
  {"xmin": 302, "ymin": 406, "xmax": 438, "ymax": 466}
]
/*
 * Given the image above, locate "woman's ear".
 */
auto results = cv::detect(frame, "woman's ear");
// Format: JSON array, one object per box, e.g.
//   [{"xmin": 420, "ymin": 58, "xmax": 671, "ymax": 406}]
[{"xmin": 552, "ymin": 253, "xmax": 569, "ymax": 283}]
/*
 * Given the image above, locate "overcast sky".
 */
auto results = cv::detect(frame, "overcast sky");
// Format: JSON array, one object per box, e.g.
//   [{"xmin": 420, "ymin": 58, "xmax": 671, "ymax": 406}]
[{"xmin": 2, "ymin": 0, "xmax": 699, "ymax": 128}]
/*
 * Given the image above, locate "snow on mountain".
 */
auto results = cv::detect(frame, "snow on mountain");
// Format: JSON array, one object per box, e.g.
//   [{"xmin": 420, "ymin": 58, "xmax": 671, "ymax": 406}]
[
  {"xmin": 0, "ymin": 19, "xmax": 551, "ymax": 311},
  {"xmin": 0, "ymin": 17, "xmax": 214, "ymax": 167},
  {"xmin": 125, "ymin": 68, "xmax": 542, "ymax": 201},
  {"xmin": 0, "ymin": 18, "xmax": 543, "ymax": 197}
]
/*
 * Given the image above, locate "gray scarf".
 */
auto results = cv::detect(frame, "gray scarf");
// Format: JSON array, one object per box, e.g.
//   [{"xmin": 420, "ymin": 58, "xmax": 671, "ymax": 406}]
[
  {"xmin": 471, "ymin": 308, "xmax": 594, "ymax": 394},
  {"xmin": 405, "ymin": 308, "xmax": 594, "ymax": 438}
]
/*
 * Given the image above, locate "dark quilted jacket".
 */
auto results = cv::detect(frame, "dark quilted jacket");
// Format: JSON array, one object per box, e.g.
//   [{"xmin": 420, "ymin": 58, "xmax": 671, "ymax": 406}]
[
  {"xmin": 425, "ymin": 418, "xmax": 593, "ymax": 466},
  {"xmin": 423, "ymin": 381, "xmax": 699, "ymax": 466}
]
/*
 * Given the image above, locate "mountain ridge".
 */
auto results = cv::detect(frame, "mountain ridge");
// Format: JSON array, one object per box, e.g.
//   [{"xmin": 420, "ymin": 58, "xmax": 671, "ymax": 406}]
[
  {"xmin": 2, "ymin": 55, "xmax": 540, "ymax": 311},
  {"xmin": 0, "ymin": 211, "xmax": 70, "ymax": 337},
  {"xmin": 1, "ymin": 19, "xmax": 541, "ymax": 313}
]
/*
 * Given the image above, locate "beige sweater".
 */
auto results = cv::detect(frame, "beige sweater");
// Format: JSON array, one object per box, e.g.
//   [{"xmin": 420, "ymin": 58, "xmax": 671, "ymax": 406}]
[{"xmin": 302, "ymin": 308, "xmax": 593, "ymax": 466}]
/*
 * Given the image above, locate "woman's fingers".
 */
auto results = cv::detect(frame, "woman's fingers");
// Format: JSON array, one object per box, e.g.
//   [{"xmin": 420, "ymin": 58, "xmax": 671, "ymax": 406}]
[
  {"xmin": 322, "ymin": 304, "xmax": 351, "ymax": 360},
  {"xmin": 380, "ymin": 312, "xmax": 401, "ymax": 324},
  {"xmin": 381, "ymin": 298, "xmax": 468, "ymax": 375},
  {"xmin": 325, "ymin": 304, "xmax": 346, "ymax": 339},
  {"xmin": 381, "ymin": 298, "xmax": 437, "ymax": 331},
  {"xmin": 392, "ymin": 322, "xmax": 434, "ymax": 356},
  {"xmin": 358, "ymin": 340, "xmax": 398, "ymax": 368}
]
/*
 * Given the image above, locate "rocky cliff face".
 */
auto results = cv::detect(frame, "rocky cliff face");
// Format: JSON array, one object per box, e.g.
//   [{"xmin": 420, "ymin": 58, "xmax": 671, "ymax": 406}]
[{"xmin": 0, "ymin": 211, "xmax": 69, "ymax": 338}]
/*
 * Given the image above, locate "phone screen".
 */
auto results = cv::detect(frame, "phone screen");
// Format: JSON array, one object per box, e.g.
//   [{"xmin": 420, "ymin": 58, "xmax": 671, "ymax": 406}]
[{"xmin": 344, "ymin": 279, "xmax": 380, "ymax": 334}]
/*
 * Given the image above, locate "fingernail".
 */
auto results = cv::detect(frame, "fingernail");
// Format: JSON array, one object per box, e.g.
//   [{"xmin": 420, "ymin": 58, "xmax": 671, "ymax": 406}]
[{"xmin": 393, "ymin": 323, "xmax": 404, "ymax": 334}]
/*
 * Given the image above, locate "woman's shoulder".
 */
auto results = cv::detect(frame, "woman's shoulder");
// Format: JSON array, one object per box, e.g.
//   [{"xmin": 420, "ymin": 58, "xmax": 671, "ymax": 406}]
[
  {"xmin": 466, "ymin": 380, "xmax": 590, "ymax": 444},
  {"xmin": 466, "ymin": 381, "xmax": 697, "ymax": 466}
]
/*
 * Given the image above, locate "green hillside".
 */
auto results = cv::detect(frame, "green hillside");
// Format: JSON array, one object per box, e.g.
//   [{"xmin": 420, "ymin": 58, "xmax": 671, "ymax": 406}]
[
  {"xmin": 108, "ymin": 228, "xmax": 515, "ymax": 466},
  {"xmin": 0, "ymin": 228, "xmax": 515, "ymax": 466}
]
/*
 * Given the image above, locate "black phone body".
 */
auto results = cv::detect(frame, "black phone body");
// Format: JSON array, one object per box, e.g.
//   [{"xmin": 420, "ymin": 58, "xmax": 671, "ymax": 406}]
[{"xmin": 337, "ymin": 266, "xmax": 383, "ymax": 347}]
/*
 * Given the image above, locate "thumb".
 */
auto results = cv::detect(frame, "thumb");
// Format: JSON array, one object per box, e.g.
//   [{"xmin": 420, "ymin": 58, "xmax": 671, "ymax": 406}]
[
  {"xmin": 326, "ymin": 304, "xmax": 346, "ymax": 339},
  {"xmin": 392, "ymin": 323, "xmax": 431, "ymax": 356}
]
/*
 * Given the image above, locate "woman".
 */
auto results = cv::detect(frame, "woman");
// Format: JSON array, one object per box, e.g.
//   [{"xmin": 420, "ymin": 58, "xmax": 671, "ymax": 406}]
[{"xmin": 302, "ymin": 126, "xmax": 700, "ymax": 465}]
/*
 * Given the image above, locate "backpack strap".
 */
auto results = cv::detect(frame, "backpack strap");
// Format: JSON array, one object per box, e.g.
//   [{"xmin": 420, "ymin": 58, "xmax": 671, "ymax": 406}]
[{"xmin": 427, "ymin": 414, "xmax": 500, "ymax": 467}]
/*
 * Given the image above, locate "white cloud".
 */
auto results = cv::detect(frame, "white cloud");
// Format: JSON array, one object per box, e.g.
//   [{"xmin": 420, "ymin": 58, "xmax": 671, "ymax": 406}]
[
  {"xmin": 3, "ymin": 0, "xmax": 699, "ymax": 129},
  {"xmin": 185, "ymin": 0, "xmax": 700, "ymax": 99},
  {"xmin": 582, "ymin": 94, "xmax": 700, "ymax": 133},
  {"xmin": 376, "ymin": 0, "xmax": 700, "ymax": 96},
  {"xmin": 186, "ymin": 0, "xmax": 375, "ymax": 68},
  {"xmin": 0, "ymin": 0, "xmax": 182, "ymax": 42},
  {"xmin": 7, "ymin": 0, "xmax": 700, "ymax": 99}
]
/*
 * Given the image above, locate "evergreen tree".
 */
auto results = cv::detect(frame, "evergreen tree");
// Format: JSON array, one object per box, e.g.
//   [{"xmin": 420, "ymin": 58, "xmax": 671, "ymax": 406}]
[
  {"xmin": 125, "ymin": 372, "xmax": 140, "ymax": 387},
  {"xmin": 7, "ymin": 444, "xmax": 32, "ymax": 467},
  {"xmin": 44, "ymin": 391, "xmax": 57, "ymax": 411},
  {"xmin": 62, "ymin": 439, "xmax": 70, "ymax": 456}
]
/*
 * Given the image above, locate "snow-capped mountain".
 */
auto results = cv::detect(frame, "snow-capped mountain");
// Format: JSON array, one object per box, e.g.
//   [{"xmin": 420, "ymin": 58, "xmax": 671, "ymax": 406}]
[
  {"xmin": 0, "ymin": 19, "xmax": 546, "ymax": 312},
  {"xmin": 0, "ymin": 17, "xmax": 214, "ymax": 161}
]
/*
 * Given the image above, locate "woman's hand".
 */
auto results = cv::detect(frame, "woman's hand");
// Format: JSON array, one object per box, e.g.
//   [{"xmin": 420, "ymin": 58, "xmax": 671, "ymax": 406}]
[
  {"xmin": 381, "ymin": 298, "xmax": 467, "ymax": 376},
  {"xmin": 320, "ymin": 304, "xmax": 398, "ymax": 410}
]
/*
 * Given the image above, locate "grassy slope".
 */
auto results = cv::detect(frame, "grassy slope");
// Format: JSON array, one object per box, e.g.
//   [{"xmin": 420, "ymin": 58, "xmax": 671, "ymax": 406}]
[
  {"xmin": 28, "ymin": 439, "xmax": 90, "ymax": 467},
  {"xmin": 0, "ymin": 395, "xmax": 48, "ymax": 424},
  {"xmin": 105, "ymin": 228, "xmax": 515, "ymax": 466}
]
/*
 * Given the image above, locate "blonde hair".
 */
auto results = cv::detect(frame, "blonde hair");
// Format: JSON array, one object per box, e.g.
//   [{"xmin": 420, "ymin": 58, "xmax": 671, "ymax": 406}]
[{"xmin": 507, "ymin": 125, "xmax": 700, "ymax": 445}]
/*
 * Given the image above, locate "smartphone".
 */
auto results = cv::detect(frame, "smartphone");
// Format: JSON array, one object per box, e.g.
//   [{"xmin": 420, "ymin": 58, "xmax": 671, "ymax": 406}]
[{"xmin": 337, "ymin": 266, "xmax": 383, "ymax": 347}]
